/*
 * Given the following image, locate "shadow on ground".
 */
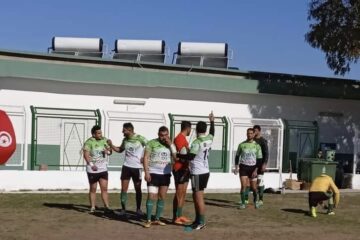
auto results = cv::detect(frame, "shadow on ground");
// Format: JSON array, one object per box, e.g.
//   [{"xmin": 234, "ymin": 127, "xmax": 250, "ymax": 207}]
[
  {"xmin": 43, "ymin": 203, "xmax": 146, "ymax": 227},
  {"xmin": 203, "ymin": 198, "xmax": 238, "ymax": 209},
  {"xmin": 281, "ymin": 208, "xmax": 309, "ymax": 216}
]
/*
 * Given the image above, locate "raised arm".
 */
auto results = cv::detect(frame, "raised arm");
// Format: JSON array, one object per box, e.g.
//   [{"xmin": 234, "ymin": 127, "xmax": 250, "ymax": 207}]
[
  {"xmin": 209, "ymin": 111, "xmax": 215, "ymax": 136},
  {"xmin": 164, "ymin": 135, "xmax": 178, "ymax": 163}
]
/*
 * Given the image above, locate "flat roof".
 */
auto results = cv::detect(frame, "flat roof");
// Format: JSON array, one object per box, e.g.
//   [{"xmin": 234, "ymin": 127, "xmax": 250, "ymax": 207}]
[{"xmin": 0, "ymin": 49, "xmax": 359, "ymax": 100}]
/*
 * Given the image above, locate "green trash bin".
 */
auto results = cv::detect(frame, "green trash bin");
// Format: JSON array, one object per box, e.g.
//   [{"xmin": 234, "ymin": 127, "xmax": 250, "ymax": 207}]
[{"xmin": 298, "ymin": 158, "xmax": 337, "ymax": 182}]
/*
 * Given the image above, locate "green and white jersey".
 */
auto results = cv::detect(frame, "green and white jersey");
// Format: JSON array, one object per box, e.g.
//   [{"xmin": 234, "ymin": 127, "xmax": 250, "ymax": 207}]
[
  {"xmin": 121, "ymin": 134, "xmax": 147, "ymax": 169},
  {"xmin": 145, "ymin": 139, "xmax": 172, "ymax": 175},
  {"xmin": 189, "ymin": 134, "xmax": 214, "ymax": 175},
  {"xmin": 236, "ymin": 141, "xmax": 262, "ymax": 166},
  {"xmin": 83, "ymin": 137, "xmax": 109, "ymax": 173}
]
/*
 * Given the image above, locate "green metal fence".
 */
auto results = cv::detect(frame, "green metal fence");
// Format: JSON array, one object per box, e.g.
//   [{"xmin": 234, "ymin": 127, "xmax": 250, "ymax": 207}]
[
  {"xmin": 104, "ymin": 111, "xmax": 166, "ymax": 169},
  {"xmin": 230, "ymin": 118, "xmax": 284, "ymax": 171},
  {"xmin": 30, "ymin": 106, "xmax": 101, "ymax": 170},
  {"xmin": 168, "ymin": 114, "xmax": 229, "ymax": 172}
]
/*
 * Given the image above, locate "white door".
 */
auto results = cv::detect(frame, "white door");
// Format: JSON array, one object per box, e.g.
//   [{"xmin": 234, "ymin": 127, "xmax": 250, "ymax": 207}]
[{"xmin": 60, "ymin": 120, "xmax": 87, "ymax": 171}]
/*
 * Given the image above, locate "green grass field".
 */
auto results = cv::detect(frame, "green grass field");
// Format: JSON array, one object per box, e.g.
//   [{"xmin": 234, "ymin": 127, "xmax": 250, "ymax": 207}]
[{"xmin": 0, "ymin": 192, "xmax": 359, "ymax": 240}]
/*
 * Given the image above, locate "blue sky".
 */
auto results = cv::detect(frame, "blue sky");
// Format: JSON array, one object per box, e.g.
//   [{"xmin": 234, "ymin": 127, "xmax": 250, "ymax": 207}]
[{"xmin": 0, "ymin": 0, "xmax": 358, "ymax": 80}]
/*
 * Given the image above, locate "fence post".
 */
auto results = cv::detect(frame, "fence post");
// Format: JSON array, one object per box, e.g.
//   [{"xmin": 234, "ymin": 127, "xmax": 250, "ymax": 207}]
[
  {"xmin": 30, "ymin": 106, "xmax": 36, "ymax": 170},
  {"xmin": 222, "ymin": 116, "xmax": 229, "ymax": 173}
]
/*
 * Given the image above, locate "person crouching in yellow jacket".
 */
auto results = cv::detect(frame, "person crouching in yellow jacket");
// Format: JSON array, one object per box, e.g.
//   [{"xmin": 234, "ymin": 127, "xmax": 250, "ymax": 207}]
[{"xmin": 309, "ymin": 172, "xmax": 340, "ymax": 218}]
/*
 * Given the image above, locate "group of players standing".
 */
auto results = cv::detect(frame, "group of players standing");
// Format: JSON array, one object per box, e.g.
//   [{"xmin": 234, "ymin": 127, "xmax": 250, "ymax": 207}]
[{"xmin": 82, "ymin": 112, "xmax": 269, "ymax": 230}]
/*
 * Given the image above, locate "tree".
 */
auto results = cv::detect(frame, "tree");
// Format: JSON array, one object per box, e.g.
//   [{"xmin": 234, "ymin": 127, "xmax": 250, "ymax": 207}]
[{"xmin": 305, "ymin": 0, "xmax": 360, "ymax": 75}]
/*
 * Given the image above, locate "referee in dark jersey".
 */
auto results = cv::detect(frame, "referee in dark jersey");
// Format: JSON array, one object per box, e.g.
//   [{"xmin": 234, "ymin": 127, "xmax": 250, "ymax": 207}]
[{"xmin": 253, "ymin": 125, "xmax": 268, "ymax": 206}]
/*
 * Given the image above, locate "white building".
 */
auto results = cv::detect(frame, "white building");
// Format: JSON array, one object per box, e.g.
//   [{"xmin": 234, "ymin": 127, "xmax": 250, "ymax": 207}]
[{"xmin": 0, "ymin": 41, "xmax": 359, "ymax": 191}]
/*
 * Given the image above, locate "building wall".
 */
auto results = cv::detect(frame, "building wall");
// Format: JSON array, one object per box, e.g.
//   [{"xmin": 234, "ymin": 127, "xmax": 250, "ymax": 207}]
[
  {"xmin": 1, "ymin": 88, "xmax": 358, "ymax": 153},
  {"xmin": 0, "ymin": 170, "xmax": 289, "ymax": 192},
  {"xmin": 0, "ymin": 84, "xmax": 359, "ymax": 190}
]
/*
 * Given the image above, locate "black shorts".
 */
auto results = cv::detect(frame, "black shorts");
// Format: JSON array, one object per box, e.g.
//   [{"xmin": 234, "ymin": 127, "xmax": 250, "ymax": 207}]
[
  {"xmin": 147, "ymin": 173, "xmax": 171, "ymax": 187},
  {"xmin": 87, "ymin": 171, "xmax": 108, "ymax": 184},
  {"xmin": 121, "ymin": 165, "xmax": 142, "ymax": 182},
  {"xmin": 239, "ymin": 164, "xmax": 257, "ymax": 179},
  {"xmin": 173, "ymin": 169, "xmax": 190, "ymax": 185},
  {"xmin": 309, "ymin": 191, "xmax": 332, "ymax": 207},
  {"xmin": 191, "ymin": 173, "xmax": 210, "ymax": 192}
]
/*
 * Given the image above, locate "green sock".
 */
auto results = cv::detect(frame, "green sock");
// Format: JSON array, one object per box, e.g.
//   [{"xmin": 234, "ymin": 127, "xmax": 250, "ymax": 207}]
[
  {"xmin": 155, "ymin": 199, "xmax": 164, "ymax": 220},
  {"xmin": 195, "ymin": 211, "xmax": 200, "ymax": 223},
  {"xmin": 146, "ymin": 199, "xmax": 154, "ymax": 221},
  {"xmin": 244, "ymin": 187, "xmax": 250, "ymax": 201},
  {"xmin": 199, "ymin": 214, "xmax": 205, "ymax": 224},
  {"xmin": 176, "ymin": 207, "xmax": 183, "ymax": 218},
  {"xmin": 258, "ymin": 186, "xmax": 264, "ymax": 201},
  {"xmin": 120, "ymin": 192, "xmax": 128, "ymax": 210},
  {"xmin": 253, "ymin": 189, "xmax": 258, "ymax": 203},
  {"xmin": 240, "ymin": 192, "xmax": 245, "ymax": 204}
]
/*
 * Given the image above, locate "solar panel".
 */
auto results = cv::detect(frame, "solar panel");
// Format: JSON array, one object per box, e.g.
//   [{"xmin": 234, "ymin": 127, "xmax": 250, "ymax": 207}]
[{"xmin": 175, "ymin": 56, "xmax": 202, "ymax": 66}]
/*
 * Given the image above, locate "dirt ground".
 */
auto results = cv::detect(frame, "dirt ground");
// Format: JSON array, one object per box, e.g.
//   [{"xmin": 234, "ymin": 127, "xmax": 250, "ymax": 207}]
[{"xmin": 0, "ymin": 192, "xmax": 359, "ymax": 240}]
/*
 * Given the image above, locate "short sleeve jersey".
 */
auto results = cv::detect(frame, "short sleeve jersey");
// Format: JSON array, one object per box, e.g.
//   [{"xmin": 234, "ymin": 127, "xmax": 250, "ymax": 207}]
[
  {"xmin": 145, "ymin": 139, "xmax": 172, "ymax": 175},
  {"xmin": 122, "ymin": 134, "xmax": 147, "ymax": 169},
  {"xmin": 236, "ymin": 141, "xmax": 262, "ymax": 166},
  {"xmin": 83, "ymin": 137, "xmax": 109, "ymax": 173},
  {"xmin": 173, "ymin": 133, "xmax": 189, "ymax": 171},
  {"xmin": 189, "ymin": 134, "xmax": 214, "ymax": 175}
]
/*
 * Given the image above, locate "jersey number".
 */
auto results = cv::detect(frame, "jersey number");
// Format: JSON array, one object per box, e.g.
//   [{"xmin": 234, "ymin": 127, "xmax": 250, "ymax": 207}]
[{"xmin": 203, "ymin": 148, "xmax": 211, "ymax": 161}]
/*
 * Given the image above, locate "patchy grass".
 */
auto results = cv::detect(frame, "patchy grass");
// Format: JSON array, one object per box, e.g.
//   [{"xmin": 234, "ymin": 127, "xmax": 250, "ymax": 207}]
[{"xmin": 0, "ymin": 192, "xmax": 359, "ymax": 240}]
